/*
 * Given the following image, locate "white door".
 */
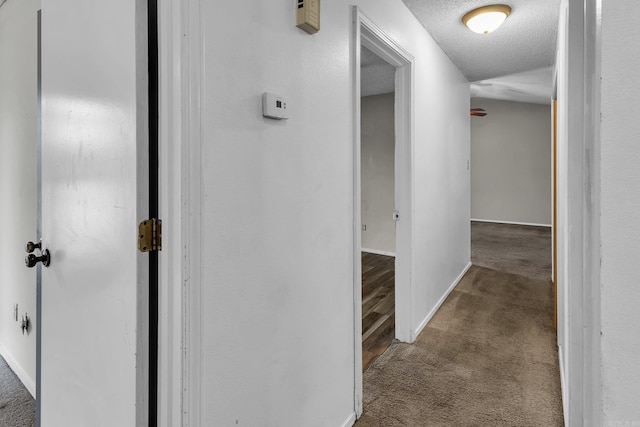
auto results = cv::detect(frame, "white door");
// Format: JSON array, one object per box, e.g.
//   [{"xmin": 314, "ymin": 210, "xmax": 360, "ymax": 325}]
[{"xmin": 39, "ymin": 0, "xmax": 148, "ymax": 425}]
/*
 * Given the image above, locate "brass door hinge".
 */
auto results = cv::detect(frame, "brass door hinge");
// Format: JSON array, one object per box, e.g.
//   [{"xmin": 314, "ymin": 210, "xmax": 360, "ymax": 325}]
[{"xmin": 138, "ymin": 218, "xmax": 162, "ymax": 252}]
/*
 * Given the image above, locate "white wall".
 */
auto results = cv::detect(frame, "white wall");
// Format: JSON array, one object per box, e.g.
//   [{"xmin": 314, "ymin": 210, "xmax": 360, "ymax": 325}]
[
  {"xmin": 556, "ymin": 0, "xmax": 603, "ymax": 424},
  {"xmin": 361, "ymin": 93, "xmax": 395, "ymax": 254},
  {"xmin": 193, "ymin": 0, "xmax": 469, "ymax": 425},
  {"xmin": 470, "ymin": 98, "xmax": 551, "ymax": 226},
  {"xmin": 554, "ymin": 1, "xmax": 589, "ymax": 422},
  {"xmin": 600, "ymin": 1, "xmax": 640, "ymax": 425},
  {"xmin": 0, "ymin": 0, "xmax": 40, "ymax": 397}
]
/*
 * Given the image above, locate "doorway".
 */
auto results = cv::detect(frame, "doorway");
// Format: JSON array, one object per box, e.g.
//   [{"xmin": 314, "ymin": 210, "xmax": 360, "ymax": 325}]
[
  {"xmin": 352, "ymin": 7, "xmax": 414, "ymax": 417},
  {"xmin": 360, "ymin": 44, "xmax": 396, "ymax": 372}
]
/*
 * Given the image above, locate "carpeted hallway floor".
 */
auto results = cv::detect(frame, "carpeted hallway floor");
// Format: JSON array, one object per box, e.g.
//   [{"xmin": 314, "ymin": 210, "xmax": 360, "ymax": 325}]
[
  {"xmin": 355, "ymin": 221, "xmax": 564, "ymax": 426},
  {"xmin": 471, "ymin": 221, "xmax": 552, "ymax": 282},
  {"xmin": 0, "ymin": 355, "xmax": 35, "ymax": 427}
]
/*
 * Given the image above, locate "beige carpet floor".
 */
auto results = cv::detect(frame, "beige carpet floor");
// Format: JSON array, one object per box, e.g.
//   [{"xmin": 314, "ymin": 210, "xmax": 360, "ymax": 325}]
[
  {"xmin": 471, "ymin": 221, "xmax": 552, "ymax": 281},
  {"xmin": 0, "ymin": 355, "xmax": 35, "ymax": 427},
  {"xmin": 356, "ymin": 222, "xmax": 563, "ymax": 426}
]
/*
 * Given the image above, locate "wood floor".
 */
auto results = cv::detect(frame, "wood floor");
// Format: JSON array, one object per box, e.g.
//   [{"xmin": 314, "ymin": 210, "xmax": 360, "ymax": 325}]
[{"xmin": 362, "ymin": 252, "xmax": 395, "ymax": 372}]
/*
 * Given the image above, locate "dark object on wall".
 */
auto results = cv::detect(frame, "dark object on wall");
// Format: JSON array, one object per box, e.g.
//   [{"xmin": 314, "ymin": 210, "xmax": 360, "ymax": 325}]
[
  {"xmin": 471, "ymin": 108, "xmax": 487, "ymax": 117},
  {"xmin": 21, "ymin": 314, "xmax": 31, "ymax": 335}
]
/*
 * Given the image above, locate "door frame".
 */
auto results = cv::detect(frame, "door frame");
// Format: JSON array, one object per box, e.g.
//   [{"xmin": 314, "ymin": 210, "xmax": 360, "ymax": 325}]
[
  {"xmin": 555, "ymin": 0, "xmax": 601, "ymax": 425},
  {"xmin": 352, "ymin": 6, "xmax": 415, "ymax": 417},
  {"xmin": 552, "ymin": 98, "xmax": 557, "ymax": 331},
  {"xmin": 157, "ymin": 0, "xmax": 203, "ymax": 425}
]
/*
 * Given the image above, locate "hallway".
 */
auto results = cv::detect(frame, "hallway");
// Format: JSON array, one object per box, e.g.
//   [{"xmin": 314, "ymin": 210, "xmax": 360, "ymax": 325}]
[{"xmin": 356, "ymin": 222, "xmax": 563, "ymax": 426}]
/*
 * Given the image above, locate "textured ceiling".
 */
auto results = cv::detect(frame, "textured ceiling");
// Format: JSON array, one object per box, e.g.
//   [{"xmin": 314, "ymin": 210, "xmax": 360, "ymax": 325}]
[
  {"xmin": 470, "ymin": 66, "xmax": 554, "ymax": 104},
  {"xmin": 401, "ymin": 0, "xmax": 560, "ymax": 103},
  {"xmin": 361, "ymin": 45, "xmax": 395, "ymax": 97}
]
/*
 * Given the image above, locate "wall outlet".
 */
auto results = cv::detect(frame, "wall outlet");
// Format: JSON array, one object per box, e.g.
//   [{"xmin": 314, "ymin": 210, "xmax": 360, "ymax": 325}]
[{"xmin": 362, "ymin": 224, "xmax": 367, "ymax": 231}]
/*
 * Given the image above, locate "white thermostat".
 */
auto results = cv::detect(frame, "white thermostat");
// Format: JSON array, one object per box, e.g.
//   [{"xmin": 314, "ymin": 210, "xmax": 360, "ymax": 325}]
[{"xmin": 262, "ymin": 92, "xmax": 289, "ymax": 120}]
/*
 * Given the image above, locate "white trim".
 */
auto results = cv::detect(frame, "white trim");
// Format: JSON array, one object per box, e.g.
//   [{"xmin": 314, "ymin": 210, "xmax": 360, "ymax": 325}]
[
  {"xmin": 558, "ymin": 345, "xmax": 568, "ymax": 427},
  {"xmin": 584, "ymin": 2, "xmax": 601, "ymax": 425},
  {"xmin": 341, "ymin": 412, "xmax": 357, "ymax": 427},
  {"xmin": 135, "ymin": 1, "xmax": 151, "ymax": 423},
  {"xmin": 557, "ymin": 0, "xmax": 601, "ymax": 425},
  {"xmin": 157, "ymin": 0, "xmax": 203, "ymax": 425},
  {"xmin": 361, "ymin": 248, "xmax": 396, "ymax": 257},
  {"xmin": 412, "ymin": 262, "xmax": 472, "ymax": 340},
  {"xmin": 471, "ymin": 218, "xmax": 552, "ymax": 228},
  {"xmin": 352, "ymin": 6, "xmax": 415, "ymax": 419},
  {"xmin": 0, "ymin": 344, "xmax": 36, "ymax": 398},
  {"xmin": 351, "ymin": 9, "xmax": 363, "ymax": 418},
  {"xmin": 182, "ymin": 0, "xmax": 203, "ymax": 425},
  {"xmin": 158, "ymin": 0, "xmax": 188, "ymax": 425}
]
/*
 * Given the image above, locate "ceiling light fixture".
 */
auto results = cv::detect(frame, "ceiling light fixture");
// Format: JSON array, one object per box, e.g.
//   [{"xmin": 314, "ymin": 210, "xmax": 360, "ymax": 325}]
[{"xmin": 462, "ymin": 4, "xmax": 512, "ymax": 34}]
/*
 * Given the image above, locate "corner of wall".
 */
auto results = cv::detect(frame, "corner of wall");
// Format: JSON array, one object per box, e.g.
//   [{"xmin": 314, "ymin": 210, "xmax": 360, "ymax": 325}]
[
  {"xmin": 557, "ymin": 344, "xmax": 568, "ymax": 426},
  {"xmin": 413, "ymin": 262, "xmax": 472, "ymax": 340},
  {"xmin": 0, "ymin": 343, "xmax": 36, "ymax": 397}
]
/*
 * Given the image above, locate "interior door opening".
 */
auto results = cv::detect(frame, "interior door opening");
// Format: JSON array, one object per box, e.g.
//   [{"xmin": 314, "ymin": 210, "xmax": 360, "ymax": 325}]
[
  {"xmin": 360, "ymin": 44, "xmax": 397, "ymax": 372},
  {"xmin": 353, "ymin": 7, "xmax": 414, "ymax": 417}
]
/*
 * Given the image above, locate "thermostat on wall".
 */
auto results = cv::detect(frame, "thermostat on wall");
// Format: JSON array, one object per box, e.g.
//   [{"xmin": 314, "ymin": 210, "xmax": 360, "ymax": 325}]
[{"xmin": 262, "ymin": 92, "xmax": 289, "ymax": 120}]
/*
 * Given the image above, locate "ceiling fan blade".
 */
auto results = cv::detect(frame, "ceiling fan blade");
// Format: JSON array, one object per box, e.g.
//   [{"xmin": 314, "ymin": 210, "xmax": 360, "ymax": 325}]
[
  {"xmin": 470, "ymin": 111, "xmax": 487, "ymax": 117},
  {"xmin": 470, "ymin": 108, "xmax": 486, "ymax": 112}
]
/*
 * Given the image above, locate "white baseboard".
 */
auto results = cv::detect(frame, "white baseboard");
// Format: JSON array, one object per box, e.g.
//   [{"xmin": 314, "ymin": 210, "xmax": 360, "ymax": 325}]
[
  {"xmin": 413, "ymin": 262, "xmax": 472, "ymax": 341},
  {"xmin": 361, "ymin": 248, "xmax": 396, "ymax": 257},
  {"xmin": 341, "ymin": 412, "xmax": 357, "ymax": 427},
  {"xmin": 471, "ymin": 218, "xmax": 552, "ymax": 228},
  {"xmin": 558, "ymin": 345, "xmax": 568, "ymax": 426},
  {"xmin": 0, "ymin": 343, "xmax": 36, "ymax": 398}
]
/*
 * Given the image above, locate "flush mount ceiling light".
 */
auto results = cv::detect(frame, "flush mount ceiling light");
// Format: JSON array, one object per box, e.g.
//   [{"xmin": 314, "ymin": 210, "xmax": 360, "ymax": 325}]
[{"xmin": 462, "ymin": 4, "xmax": 512, "ymax": 34}]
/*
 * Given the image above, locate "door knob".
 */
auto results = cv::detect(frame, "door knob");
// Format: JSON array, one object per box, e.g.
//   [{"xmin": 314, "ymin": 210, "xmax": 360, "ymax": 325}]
[
  {"xmin": 25, "ymin": 249, "xmax": 50, "ymax": 268},
  {"xmin": 25, "ymin": 240, "xmax": 42, "ymax": 253}
]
